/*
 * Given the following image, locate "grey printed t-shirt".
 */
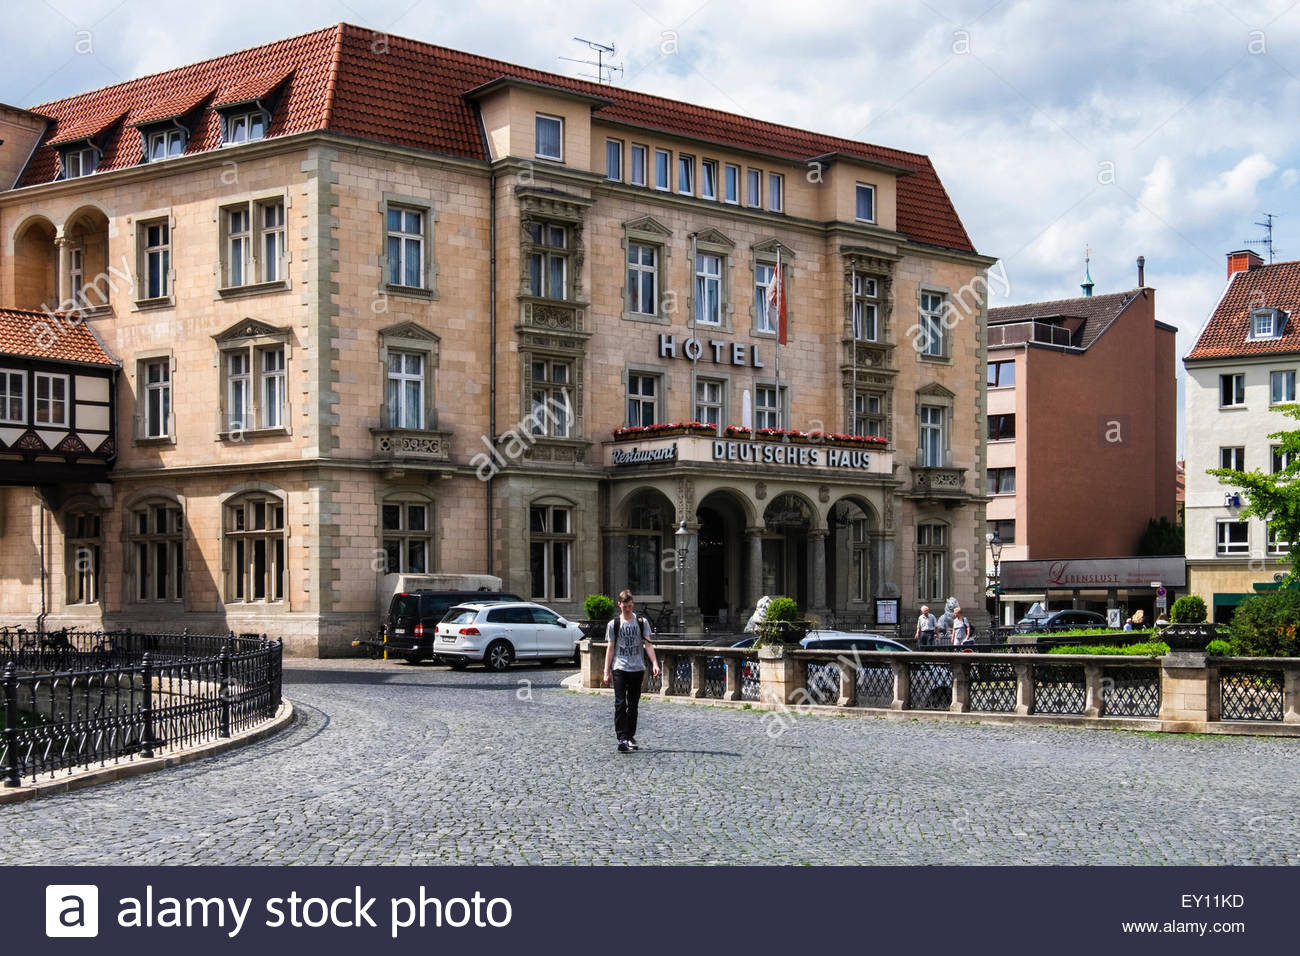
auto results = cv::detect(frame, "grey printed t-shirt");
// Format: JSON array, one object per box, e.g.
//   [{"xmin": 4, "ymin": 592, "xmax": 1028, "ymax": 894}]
[{"xmin": 607, "ymin": 616, "xmax": 649, "ymax": 672}]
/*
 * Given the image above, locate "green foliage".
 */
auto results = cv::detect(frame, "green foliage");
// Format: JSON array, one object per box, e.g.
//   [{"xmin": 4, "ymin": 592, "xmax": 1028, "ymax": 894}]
[
  {"xmin": 1209, "ymin": 403, "xmax": 1300, "ymax": 583},
  {"xmin": 1206, "ymin": 639, "xmax": 1231, "ymax": 656},
  {"xmin": 1047, "ymin": 641, "xmax": 1170, "ymax": 657},
  {"xmin": 1227, "ymin": 589, "xmax": 1300, "ymax": 657},
  {"xmin": 583, "ymin": 593, "xmax": 615, "ymax": 623},
  {"xmin": 1170, "ymin": 595, "xmax": 1208, "ymax": 624},
  {"xmin": 1138, "ymin": 516, "xmax": 1184, "ymax": 556},
  {"xmin": 764, "ymin": 597, "xmax": 800, "ymax": 623},
  {"xmin": 1025, "ymin": 628, "xmax": 1136, "ymax": 638}
]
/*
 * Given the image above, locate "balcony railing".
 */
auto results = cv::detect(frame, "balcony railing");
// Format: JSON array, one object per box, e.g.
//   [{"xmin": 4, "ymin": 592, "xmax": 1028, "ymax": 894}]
[
  {"xmin": 908, "ymin": 465, "xmax": 967, "ymax": 498},
  {"xmin": 988, "ymin": 320, "xmax": 1077, "ymax": 349},
  {"xmin": 371, "ymin": 428, "xmax": 453, "ymax": 461}
]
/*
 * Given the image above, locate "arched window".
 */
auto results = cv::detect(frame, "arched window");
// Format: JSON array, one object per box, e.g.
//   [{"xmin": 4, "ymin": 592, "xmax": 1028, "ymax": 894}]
[
  {"xmin": 381, "ymin": 496, "xmax": 435, "ymax": 574},
  {"xmin": 65, "ymin": 511, "xmax": 102, "ymax": 605},
  {"xmin": 916, "ymin": 522, "xmax": 948, "ymax": 604},
  {"xmin": 128, "ymin": 499, "xmax": 184, "ymax": 602},
  {"xmin": 225, "ymin": 493, "xmax": 285, "ymax": 603},
  {"xmin": 529, "ymin": 502, "xmax": 573, "ymax": 602},
  {"xmin": 626, "ymin": 502, "xmax": 664, "ymax": 597}
]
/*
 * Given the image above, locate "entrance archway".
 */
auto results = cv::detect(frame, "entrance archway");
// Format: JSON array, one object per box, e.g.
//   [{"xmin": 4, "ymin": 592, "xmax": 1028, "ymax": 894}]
[
  {"xmin": 763, "ymin": 493, "xmax": 813, "ymax": 611},
  {"xmin": 826, "ymin": 496, "xmax": 879, "ymax": 624},
  {"xmin": 696, "ymin": 490, "xmax": 747, "ymax": 628}
]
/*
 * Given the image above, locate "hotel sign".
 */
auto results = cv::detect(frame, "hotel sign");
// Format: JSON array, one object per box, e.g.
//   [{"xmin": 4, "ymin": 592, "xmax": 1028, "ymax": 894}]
[{"xmin": 607, "ymin": 435, "xmax": 891, "ymax": 474}]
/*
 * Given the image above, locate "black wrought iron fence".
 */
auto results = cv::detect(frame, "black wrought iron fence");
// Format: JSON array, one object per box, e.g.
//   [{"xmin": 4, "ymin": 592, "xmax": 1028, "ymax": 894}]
[
  {"xmin": 1219, "ymin": 667, "xmax": 1284, "ymax": 721},
  {"xmin": 1101, "ymin": 667, "xmax": 1160, "ymax": 718},
  {"xmin": 0, "ymin": 629, "xmax": 282, "ymax": 787},
  {"xmin": 1032, "ymin": 663, "xmax": 1086, "ymax": 715},
  {"xmin": 969, "ymin": 662, "xmax": 1017, "ymax": 712}
]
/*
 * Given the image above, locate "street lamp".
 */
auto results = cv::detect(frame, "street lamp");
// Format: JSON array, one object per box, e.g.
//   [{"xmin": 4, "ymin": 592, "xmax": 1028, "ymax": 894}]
[
  {"xmin": 986, "ymin": 530, "xmax": 1004, "ymax": 630},
  {"xmin": 675, "ymin": 520, "xmax": 690, "ymax": 635}
]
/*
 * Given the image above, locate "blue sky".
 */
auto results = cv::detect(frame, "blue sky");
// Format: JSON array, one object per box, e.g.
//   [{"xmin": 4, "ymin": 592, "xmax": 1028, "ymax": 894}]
[{"xmin": 7, "ymin": 0, "xmax": 1300, "ymax": 454}]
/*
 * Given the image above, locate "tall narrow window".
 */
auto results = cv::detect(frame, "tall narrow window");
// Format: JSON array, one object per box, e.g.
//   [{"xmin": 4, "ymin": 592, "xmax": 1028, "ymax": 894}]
[
  {"xmin": 261, "ymin": 201, "xmax": 285, "ymax": 282},
  {"xmin": 526, "ymin": 221, "xmax": 569, "ymax": 299},
  {"xmin": 130, "ymin": 501, "xmax": 184, "ymax": 603},
  {"xmin": 34, "ymin": 373, "xmax": 68, "ymax": 427},
  {"xmin": 386, "ymin": 207, "xmax": 425, "ymax": 289},
  {"xmin": 627, "ymin": 243, "xmax": 658, "ymax": 315},
  {"xmin": 227, "ymin": 352, "xmax": 250, "ymax": 431},
  {"xmin": 851, "ymin": 517, "xmax": 870, "ymax": 601},
  {"xmin": 630, "ymin": 144, "xmax": 647, "ymax": 186},
  {"xmin": 855, "ymin": 183, "xmax": 875, "ymax": 222},
  {"xmin": 261, "ymin": 348, "xmax": 285, "ymax": 429},
  {"xmin": 535, "ymin": 115, "xmax": 563, "ymax": 160},
  {"xmin": 142, "ymin": 220, "xmax": 170, "ymax": 299},
  {"xmin": 746, "ymin": 168, "xmax": 761, "ymax": 207},
  {"xmin": 227, "ymin": 207, "xmax": 250, "ymax": 287},
  {"xmin": 854, "ymin": 392, "xmax": 883, "ymax": 436},
  {"xmin": 529, "ymin": 505, "xmax": 573, "ymax": 601},
  {"xmin": 225, "ymin": 494, "xmax": 286, "ymax": 603},
  {"xmin": 695, "ymin": 379, "xmax": 724, "ymax": 429},
  {"xmin": 701, "ymin": 159, "xmax": 718, "ymax": 200},
  {"xmin": 678, "ymin": 154, "xmax": 695, "ymax": 195},
  {"xmin": 694, "ymin": 253, "xmax": 722, "ymax": 325},
  {"xmin": 655, "ymin": 149, "xmax": 671, "ymax": 190},
  {"xmin": 755, "ymin": 263, "xmax": 776, "ymax": 333},
  {"xmin": 627, "ymin": 373, "xmax": 658, "ymax": 427},
  {"xmin": 66, "ymin": 512, "xmax": 102, "ymax": 605},
  {"xmin": 768, "ymin": 172, "xmax": 784, "ymax": 212},
  {"xmin": 143, "ymin": 360, "xmax": 170, "ymax": 438},
  {"xmin": 1272, "ymin": 445, "xmax": 1294, "ymax": 474},
  {"xmin": 920, "ymin": 404, "xmax": 945, "ymax": 466},
  {"xmin": 627, "ymin": 504, "xmax": 662, "ymax": 596},
  {"xmin": 382, "ymin": 501, "xmax": 433, "ymax": 574},
  {"xmin": 530, "ymin": 359, "xmax": 572, "ymax": 438},
  {"xmin": 605, "ymin": 139, "xmax": 623, "ymax": 181},
  {"xmin": 917, "ymin": 524, "xmax": 947, "ymax": 603},
  {"xmin": 756, "ymin": 385, "xmax": 784, "ymax": 429},
  {"xmin": 69, "ymin": 248, "xmax": 86, "ymax": 308},
  {"xmin": 1270, "ymin": 369, "xmax": 1296, "ymax": 404},
  {"xmin": 919, "ymin": 292, "xmax": 946, "ymax": 356},
  {"xmin": 724, "ymin": 164, "xmax": 740, "ymax": 203},
  {"xmin": 386, "ymin": 351, "xmax": 425, "ymax": 429},
  {"xmin": 0, "ymin": 371, "xmax": 24, "ymax": 424},
  {"xmin": 853, "ymin": 273, "xmax": 879, "ymax": 341}
]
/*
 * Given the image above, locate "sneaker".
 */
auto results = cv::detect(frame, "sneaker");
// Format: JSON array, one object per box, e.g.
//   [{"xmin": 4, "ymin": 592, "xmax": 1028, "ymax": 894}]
[
  {"xmin": 617, "ymin": 740, "xmax": 631, "ymax": 753},
  {"xmin": 627, "ymin": 738, "xmax": 640, "ymax": 751}
]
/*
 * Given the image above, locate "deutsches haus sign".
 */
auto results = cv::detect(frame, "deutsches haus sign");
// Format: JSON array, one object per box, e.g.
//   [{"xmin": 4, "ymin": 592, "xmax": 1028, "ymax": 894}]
[{"xmin": 606, "ymin": 435, "xmax": 891, "ymax": 474}]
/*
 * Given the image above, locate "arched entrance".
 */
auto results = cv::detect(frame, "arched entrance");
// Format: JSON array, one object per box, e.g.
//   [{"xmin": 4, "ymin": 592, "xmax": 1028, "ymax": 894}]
[
  {"xmin": 827, "ymin": 496, "xmax": 879, "ymax": 622},
  {"xmin": 617, "ymin": 488, "xmax": 674, "ymax": 601},
  {"xmin": 763, "ymin": 493, "xmax": 813, "ymax": 611},
  {"xmin": 696, "ymin": 490, "xmax": 747, "ymax": 628}
]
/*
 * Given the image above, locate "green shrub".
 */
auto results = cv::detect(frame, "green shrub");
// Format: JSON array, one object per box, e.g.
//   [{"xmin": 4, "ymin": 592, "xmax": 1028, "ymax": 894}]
[
  {"xmin": 1227, "ymin": 590, "xmax": 1300, "ymax": 657},
  {"xmin": 764, "ymin": 597, "xmax": 800, "ymax": 623},
  {"xmin": 1206, "ymin": 639, "xmax": 1231, "ymax": 656},
  {"xmin": 583, "ymin": 593, "xmax": 616, "ymax": 623},
  {"xmin": 1170, "ymin": 595, "xmax": 1208, "ymax": 624},
  {"xmin": 1047, "ymin": 641, "xmax": 1170, "ymax": 657}
]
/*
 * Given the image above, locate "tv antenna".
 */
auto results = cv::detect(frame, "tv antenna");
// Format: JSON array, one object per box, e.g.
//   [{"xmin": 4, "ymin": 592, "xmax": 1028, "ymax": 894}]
[
  {"xmin": 560, "ymin": 38, "xmax": 623, "ymax": 85},
  {"xmin": 1245, "ymin": 213, "xmax": 1279, "ymax": 264}
]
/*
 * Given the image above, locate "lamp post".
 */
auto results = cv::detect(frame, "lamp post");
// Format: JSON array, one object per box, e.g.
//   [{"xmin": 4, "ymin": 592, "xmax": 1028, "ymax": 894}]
[
  {"xmin": 675, "ymin": 520, "xmax": 690, "ymax": 635},
  {"xmin": 986, "ymin": 531, "xmax": 1004, "ymax": 630}
]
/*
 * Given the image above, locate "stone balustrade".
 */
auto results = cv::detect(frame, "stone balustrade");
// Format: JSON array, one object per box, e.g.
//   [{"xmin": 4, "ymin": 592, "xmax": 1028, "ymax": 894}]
[{"xmin": 579, "ymin": 641, "xmax": 1300, "ymax": 736}]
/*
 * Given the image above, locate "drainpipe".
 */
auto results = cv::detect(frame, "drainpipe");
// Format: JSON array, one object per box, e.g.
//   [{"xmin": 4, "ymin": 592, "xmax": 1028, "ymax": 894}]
[
  {"xmin": 475, "ymin": 109, "xmax": 498, "ymax": 578},
  {"xmin": 36, "ymin": 500, "xmax": 47, "ymax": 637}
]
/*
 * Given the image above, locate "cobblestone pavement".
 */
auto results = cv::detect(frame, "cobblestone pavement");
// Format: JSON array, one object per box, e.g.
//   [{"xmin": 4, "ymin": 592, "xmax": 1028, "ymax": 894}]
[{"xmin": 1, "ymin": 658, "xmax": 1297, "ymax": 865}]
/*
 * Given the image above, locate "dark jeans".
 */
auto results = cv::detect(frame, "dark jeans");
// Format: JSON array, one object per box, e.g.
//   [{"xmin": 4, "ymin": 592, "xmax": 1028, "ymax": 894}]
[
  {"xmin": 919, "ymin": 630, "xmax": 935, "ymax": 648},
  {"xmin": 612, "ymin": 668, "xmax": 644, "ymax": 741}
]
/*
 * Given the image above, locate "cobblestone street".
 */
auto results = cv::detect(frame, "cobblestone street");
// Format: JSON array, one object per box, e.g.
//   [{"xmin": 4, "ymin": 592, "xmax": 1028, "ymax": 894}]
[{"xmin": 1, "ymin": 658, "xmax": 1297, "ymax": 865}]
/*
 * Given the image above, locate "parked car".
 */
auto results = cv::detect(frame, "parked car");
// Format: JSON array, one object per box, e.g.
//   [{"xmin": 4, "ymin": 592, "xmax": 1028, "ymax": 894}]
[
  {"xmin": 434, "ymin": 601, "xmax": 582, "ymax": 670},
  {"xmin": 800, "ymin": 632, "xmax": 911, "ymax": 653},
  {"xmin": 384, "ymin": 590, "xmax": 521, "ymax": 663},
  {"xmin": 800, "ymin": 632, "xmax": 952, "ymax": 708},
  {"xmin": 1015, "ymin": 609, "xmax": 1108, "ymax": 634}
]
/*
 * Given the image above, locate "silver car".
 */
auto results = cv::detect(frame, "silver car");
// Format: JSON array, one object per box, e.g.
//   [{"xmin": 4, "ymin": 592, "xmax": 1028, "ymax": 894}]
[{"xmin": 435, "ymin": 601, "xmax": 582, "ymax": 670}]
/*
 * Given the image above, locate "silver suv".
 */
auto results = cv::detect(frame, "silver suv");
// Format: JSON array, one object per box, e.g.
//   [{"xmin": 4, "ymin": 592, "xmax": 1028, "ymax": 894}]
[{"xmin": 435, "ymin": 602, "xmax": 582, "ymax": 670}]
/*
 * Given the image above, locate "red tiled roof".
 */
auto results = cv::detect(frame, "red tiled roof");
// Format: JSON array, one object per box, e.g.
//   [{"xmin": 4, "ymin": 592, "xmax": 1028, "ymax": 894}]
[
  {"xmin": 988, "ymin": 290, "xmax": 1140, "ymax": 350},
  {"xmin": 19, "ymin": 24, "xmax": 978, "ymax": 254},
  {"xmin": 130, "ymin": 88, "xmax": 215, "ymax": 127},
  {"xmin": 0, "ymin": 309, "xmax": 117, "ymax": 367},
  {"xmin": 1186, "ymin": 260, "xmax": 1300, "ymax": 360}
]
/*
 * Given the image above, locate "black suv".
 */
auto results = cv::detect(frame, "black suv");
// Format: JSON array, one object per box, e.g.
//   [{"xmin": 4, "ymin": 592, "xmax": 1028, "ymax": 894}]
[{"xmin": 384, "ymin": 590, "xmax": 520, "ymax": 662}]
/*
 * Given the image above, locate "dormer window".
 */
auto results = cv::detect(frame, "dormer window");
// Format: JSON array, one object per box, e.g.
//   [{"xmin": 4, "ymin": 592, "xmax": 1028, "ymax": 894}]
[
  {"xmin": 60, "ymin": 145, "xmax": 98, "ymax": 179},
  {"xmin": 145, "ymin": 127, "xmax": 186, "ymax": 161},
  {"xmin": 1249, "ymin": 308, "xmax": 1286, "ymax": 340},
  {"xmin": 222, "ymin": 107, "xmax": 268, "ymax": 146}
]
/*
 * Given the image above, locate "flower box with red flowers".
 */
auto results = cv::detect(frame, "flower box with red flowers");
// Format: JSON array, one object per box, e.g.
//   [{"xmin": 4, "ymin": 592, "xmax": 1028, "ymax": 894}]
[
  {"xmin": 722, "ymin": 425, "xmax": 888, "ymax": 448},
  {"xmin": 611, "ymin": 421, "xmax": 718, "ymax": 441}
]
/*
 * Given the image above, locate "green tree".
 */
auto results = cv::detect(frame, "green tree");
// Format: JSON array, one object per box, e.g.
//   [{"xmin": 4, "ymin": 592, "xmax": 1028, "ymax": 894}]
[
  {"xmin": 1137, "ymin": 515, "xmax": 1184, "ymax": 555},
  {"xmin": 1209, "ymin": 403, "xmax": 1300, "ymax": 583}
]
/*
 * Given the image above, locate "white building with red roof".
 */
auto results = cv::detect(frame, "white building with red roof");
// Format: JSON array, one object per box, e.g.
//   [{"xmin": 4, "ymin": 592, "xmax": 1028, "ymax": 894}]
[{"xmin": 1184, "ymin": 249, "xmax": 1298, "ymax": 620}]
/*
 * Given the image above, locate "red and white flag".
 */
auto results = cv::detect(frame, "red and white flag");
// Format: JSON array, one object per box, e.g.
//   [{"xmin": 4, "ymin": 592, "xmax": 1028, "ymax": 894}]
[{"xmin": 766, "ymin": 251, "xmax": 788, "ymax": 345}]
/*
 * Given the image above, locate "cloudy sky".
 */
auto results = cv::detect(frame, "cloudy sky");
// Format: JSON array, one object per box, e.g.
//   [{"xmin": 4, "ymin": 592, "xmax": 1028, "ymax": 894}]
[{"xmin": 7, "ymin": 0, "xmax": 1300, "ymax": 453}]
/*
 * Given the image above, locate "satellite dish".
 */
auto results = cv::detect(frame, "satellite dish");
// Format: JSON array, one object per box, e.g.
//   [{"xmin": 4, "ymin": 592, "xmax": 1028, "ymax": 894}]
[{"xmin": 1275, "ymin": 572, "xmax": 1285, "ymax": 583}]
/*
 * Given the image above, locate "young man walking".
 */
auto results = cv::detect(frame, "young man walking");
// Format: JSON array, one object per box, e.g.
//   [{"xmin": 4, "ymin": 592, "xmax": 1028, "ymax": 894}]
[{"xmin": 602, "ymin": 590, "xmax": 661, "ymax": 753}]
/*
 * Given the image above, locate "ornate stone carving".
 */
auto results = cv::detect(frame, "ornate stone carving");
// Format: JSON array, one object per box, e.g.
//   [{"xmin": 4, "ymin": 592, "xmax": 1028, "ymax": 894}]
[
  {"xmin": 15, "ymin": 431, "xmax": 46, "ymax": 451},
  {"xmin": 755, "ymin": 480, "xmax": 767, "ymax": 501},
  {"xmin": 55, "ymin": 435, "xmax": 90, "ymax": 454},
  {"xmin": 372, "ymin": 429, "xmax": 452, "ymax": 461},
  {"xmin": 818, "ymin": 484, "xmax": 830, "ymax": 503},
  {"xmin": 676, "ymin": 477, "xmax": 695, "ymax": 520}
]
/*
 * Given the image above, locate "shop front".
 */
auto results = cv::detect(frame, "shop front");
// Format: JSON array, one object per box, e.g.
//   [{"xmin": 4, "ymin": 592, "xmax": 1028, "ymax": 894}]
[{"xmin": 1000, "ymin": 556, "xmax": 1187, "ymax": 625}]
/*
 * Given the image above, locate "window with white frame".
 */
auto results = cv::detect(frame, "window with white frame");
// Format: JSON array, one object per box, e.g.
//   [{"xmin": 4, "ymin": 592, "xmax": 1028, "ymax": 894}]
[
  {"xmin": 60, "ymin": 146, "xmax": 98, "ymax": 179},
  {"xmin": 606, "ymin": 139, "xmax": 623, "ymax": 181},
  {"xmin": 525, "ymin": 221, "xmax": 570, "ymax": 299},
  {"xmin": 1249, "ymin": 308, "xmax": 1285, "ymax": 340},
  {"xmin": 386, "ymin": 350, "xmax": 425, "ymax": 430},
  {"xmin": 0, "ymin": 370, "xmax": 24, "ymax": 424},
  {"xmin": 627, "ymin": 243, "xmax": 658, "ymax": 315},
  {"xmin": 260, "ymin": 348, "xmax": 285, "ymax": 429},
  {"xmin": 746, "ymin": 168, "xmax": 761, "ymax": 207},
  {"xmin": 386, "ymin": 206, "xmax": 426, "ymax": 289},
  {"xmin": 655, "ymin": 149, "xmax": 671, "ymax": 190},
  {"xmin": 702, "ymin": 159, "xmax": 718, "ymax": 200},
  {"xmin": 918, "ymin": 291, "xmax": 946, "ymax": 356},
  {"xmin": 1268, "ymin": 522, "xmax": 1293, "ymax": 555},
  {"xmin": 222, "ymin": 108, "xmax": 268, "ymax": 145},
  {"xmin": 529, "ymin": 505, "xmax": 572, "ymax": 601},
  {"xmin": 140, "ymin": 219, "xmax": 170, "ymax": 300},
  {"xmin": 768, "ymin": 172, "xmax": 784, "ymax": 212},
  {"xmin": 630, "ymin": 144, "xmax": 647, "ymax": 186},
  {"xmin": 852, "ymin": 273, "xmax": 879, "ymax": 341},
  {"xmin": 920, "ymin": 403, "xmax": 945, "ymax": 466},
  {"xmin": 988, "ymin": 467, "xmax": 1016, "ymax": 494},
  {"xmin": 1220, "ymin": 373, "xmax": 1245, "ymax": 407},
  {"xmin": 261, "ymin": 202, "xmax": 285, "ymax": 282},
  {"xmin": 724, "ymin": 164, "xmax": 740, "ymax": 204},
  {"xmin": 34, "ymin": 373, "xmax": 68, "ymax": 427},
  {"xmin": 916, "ymin": 523, "xmax": 947, "ymax": 603},
  {"xmin": 382, "ymin": 500, "xmax": 433, "ymax": 574},
  {"xmin": 222, "ymin": 344, "xmax": 286, "ymax": 433},
  {"xmin": 69, "ymin": 248, "xmax": 86, "ymax": 308},
  {"xmin": 627, "ymin": 373, "xmax": 658, "ymax": 427},
  {"xmin": 146, "ymin": 128, "xmax": 186, "ymax": 161},
  {"xmin": 66, "ymin": 511, "xmax": 102, "ymax": 605},
  {"xmin": 225, "ymin": 493, "xmax": 285, "ymax": 603},
  {"xmin": 1271, "ymin": 444, "xmax": 1294, "ymax": 474},
  {"xmin": 678, "ymin": 154, "xmax": 695, "ymax": 195},
  {"xmin": 226, "ymin": 206, "xmax": 251, "ymax": 287},
  {"xmin": 627, "ymin": 504, "xmax": 662, "ymax": 596},
  {"xmin": 530, "ymin": 359, "xmax": 572, "ymax": 438},
  {"xmin": 854, "ymin": 392, "xmax": 883, "ymax": 437},
  {"xmin": 1271, "ymin": 369, "xmax": 1296, "ymax": 404},
  {"xmin": 1216, "ymin": 520, "xmax": 1248, "ymax": 556},
  {"xmin": 222, "ymin": 199, "xmax": 286, "ymax": 289},
  {"xmin": 694, "ymin": 253, "xmax": 723, "ymax": 325},
  {"xmin": 535, "ymin": 114, "xmax": 563, "ymax": 160},
  {"xmin": 856, "ymin": 183, "xmax": 875, "ymax": 222},
  {"xmin": 1220, "ymin": 446, "xmax": 1245, "ymax": 471},
  {"xmin": 226, "ymin": 351, "xmax": 251, "ymax": 431},
  {"xmin": 129, "ymin": 501, "xmax": 184, "ymax": 602},
  {"xmin": 755, "ymin": 384, "xmax": 785, "ymax": 429},
  {"xmin": 694, "ymin": 378, "xmax": 724, "ymax": 429},
  {"xmin": 755, "ymin": 262, "xmax": 776, "ymax": 333},
  {"xmin": 142, "ymin": 359, "xmax": 171, "ymax": 438}
]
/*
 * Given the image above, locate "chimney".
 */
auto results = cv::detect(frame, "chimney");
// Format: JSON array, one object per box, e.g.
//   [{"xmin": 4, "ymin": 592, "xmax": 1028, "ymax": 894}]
[
  {"xmin": 1136, "ymin": 255, "xmax": 1145, "ymax": 287},
  {"xmin": 1227, "ymin": 249, "xmax": 1264, "ymax": 279}
]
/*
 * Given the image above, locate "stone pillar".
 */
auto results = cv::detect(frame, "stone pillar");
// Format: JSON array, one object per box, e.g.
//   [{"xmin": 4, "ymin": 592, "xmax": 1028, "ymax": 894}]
[
  {"xmin": 838, "ymin": 660, "xmax": 856, "ymax": 707},
  {"xmin": 1083, "ymin": 663, "xmax": 1105, "ymax": 718},
  {"xmin": 890, "ymin": 659, "xmax": 909, "ymax": 710},
  {"xmin": 744, "ymin": 526, "xmax": 764, "ymax": 618},
  {"xmin": 675, "ymin": 522, "xmax": 701, "ymax": 634},
  {"xmin": 690, "ymin": 652, "xmax": 705, "ymax": 698},
  {"xmin": 1158, "ymin": 651, "xmax": 1210, "ymax": 729},
  {"xmin": 54, "ymin": 236, "xmax": 72, "ymax": 308},
  {"xmin": 724, "ymin": 652, "xmax": 742, "ymax": 701},
  {"xmin": 808, "ymin": 528, "xmax": 829, "ymax": 620},
  {"xmin": 758, "ymin": 645, "xmax": 804, "ymax": 706},
  {"xmin": 580, "ymin": 639, "xmax": 605, "ymax": 689},
  {"xmin": 949, "ymin": 660, "xmax": 970, "ymax": 713},
  {"xmin": 1014, "ymin": 661, "xmax": 1034, "ymax": 715},
  {"xmin": 1285, "ymin": 666, "xmax": 1300, "ymax": 725},
  {"xmin": 658, "ymin": 650, "xmax": 674, "ymax": 697}
]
